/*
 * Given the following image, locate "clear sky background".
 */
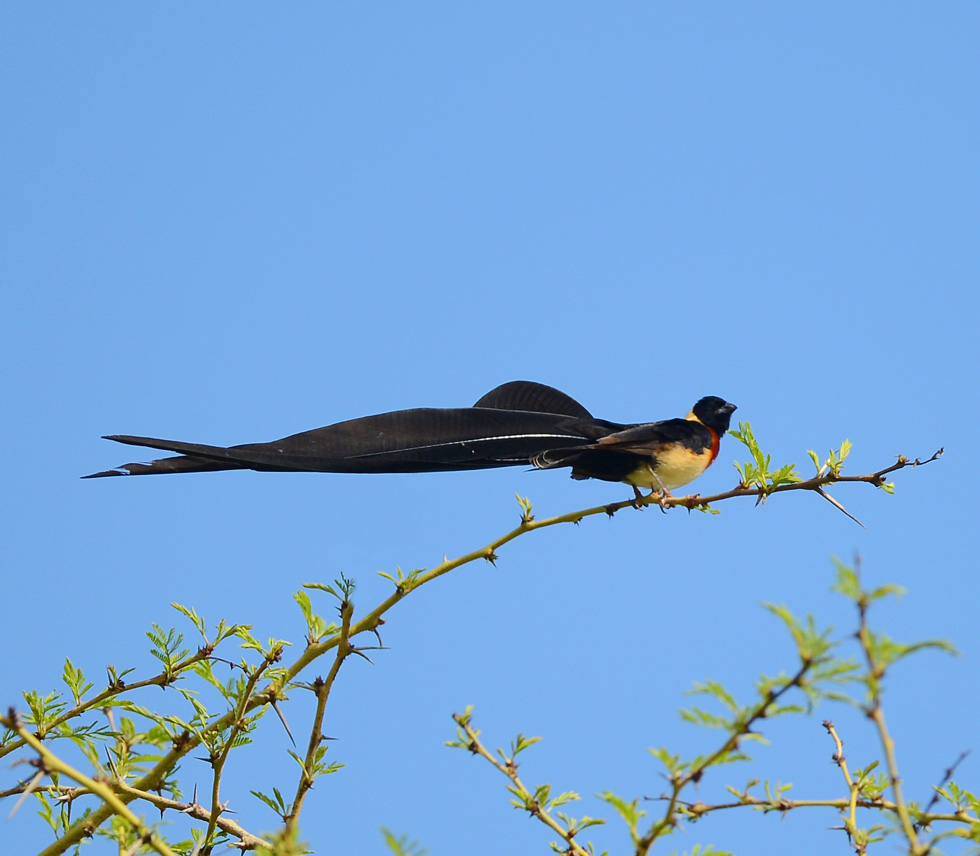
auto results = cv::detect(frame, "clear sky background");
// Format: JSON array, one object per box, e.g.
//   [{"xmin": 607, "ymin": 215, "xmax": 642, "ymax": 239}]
[{"xmin": 3, "ymin": 4, "xmax": 978, "ymax": 855}]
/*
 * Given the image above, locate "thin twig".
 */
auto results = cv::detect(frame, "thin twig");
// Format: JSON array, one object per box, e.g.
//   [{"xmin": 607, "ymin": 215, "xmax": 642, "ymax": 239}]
[
  {"xmin": 4, "ymin": 780, "xmax": 271, "ymax": 850},
  {"xmin": 285, "ymin": 599, "xmax": 354, "ymax": 835},
  {"xmin": 920, "ymin": 750, "xmax": 970, "ymax": 821},
  {"xmin": 823, "ymin": 720, "xmax": 863, "ymax": 850},
  {"xmin": 203, "ymin": 649, "xmax": 279, "ymax": 848},
  {"xmin": 452, "ymin": 714, "xmax": 592, "ymax": 856},
  {"xmin": 856, "ymin": 601, "xmax": 924, "ymax": 855},
  {"xmin": 657, "ymin": 793, "xmax": 968, "ymax": 826}
]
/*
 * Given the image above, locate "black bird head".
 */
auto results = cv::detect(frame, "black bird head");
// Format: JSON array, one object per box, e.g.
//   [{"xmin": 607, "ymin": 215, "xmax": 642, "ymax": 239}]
[{"xmin": 691, "ymin": 396, "xmax": 737, "ymax": 435}]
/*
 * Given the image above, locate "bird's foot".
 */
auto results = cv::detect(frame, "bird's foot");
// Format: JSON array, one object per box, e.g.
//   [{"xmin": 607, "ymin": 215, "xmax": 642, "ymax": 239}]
[
  {"xmin": 632, "ymin": 483, "xmax": 672, "ymax": 512},
  {"xmin": 650, "ymin": 471, "xmax": 673, "ymax": 513}
]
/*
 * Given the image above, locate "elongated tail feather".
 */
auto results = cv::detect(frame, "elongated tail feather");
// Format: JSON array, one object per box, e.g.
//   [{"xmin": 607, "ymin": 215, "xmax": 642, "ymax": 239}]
[
  {"xmin": 84, "ymin": 406, "xmax": 606, "ymax": 478},
  {"xmin": 82, "ymin": 453, "xmax": 243, "ymax": 478}
]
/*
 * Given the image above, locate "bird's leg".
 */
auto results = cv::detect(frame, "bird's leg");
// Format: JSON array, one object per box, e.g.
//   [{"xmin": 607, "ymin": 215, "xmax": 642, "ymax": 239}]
[
  {"xmin": 631, "ymin": 484, "xmax": 645, "ymax": 509},
  {"xmin": 648, "ymin": 467, "xmax": 673, "ymax": 512}
]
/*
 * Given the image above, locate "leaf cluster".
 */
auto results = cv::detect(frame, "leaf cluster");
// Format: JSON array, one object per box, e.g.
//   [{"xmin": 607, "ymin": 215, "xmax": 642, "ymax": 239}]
[{"xmin": 450, "ymin": 562, "xmax": 973, "ymax": 856}]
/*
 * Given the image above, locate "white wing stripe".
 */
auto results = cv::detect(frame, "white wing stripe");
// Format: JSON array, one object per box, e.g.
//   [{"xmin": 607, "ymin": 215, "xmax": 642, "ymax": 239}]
[{"xmin": 342, "ymin": 433, "xmax": 588, "ymax": 459}]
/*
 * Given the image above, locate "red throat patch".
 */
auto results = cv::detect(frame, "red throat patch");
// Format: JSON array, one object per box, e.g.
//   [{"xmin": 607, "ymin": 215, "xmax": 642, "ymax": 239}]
[{"xmin": 708, "ymin": 428, "xmax": 721, "ymax": 463}]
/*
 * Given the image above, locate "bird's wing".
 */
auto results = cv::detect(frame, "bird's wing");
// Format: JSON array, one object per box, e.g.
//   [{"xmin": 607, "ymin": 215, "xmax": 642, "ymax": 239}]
[
  {"xmin": 592, "ymin": 418, "xmax": 712, "ymax": 454},
  {"xmin": 472, "ymin": 380, "xmax": 594, "ymax": 419},
  {"xmin": 531, "ymin": 419, "xmax": 712, "ymax": 469}
]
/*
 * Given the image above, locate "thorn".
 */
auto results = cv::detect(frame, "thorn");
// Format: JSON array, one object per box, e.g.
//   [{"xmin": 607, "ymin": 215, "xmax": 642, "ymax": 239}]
[
  {"xmin": 815, "ymin": 487, "xmax": 866, "ymax": 529},
  {"xmin": 7, "ymin": 771, "xmax": 45, "ymax": 820},
  {"xmin": 272, "ymin": 701, "xmax": 295, "ymax": 747},
  {"xmin": 350, "ymin": 647, "xmax": 375, "ymax": 664}
]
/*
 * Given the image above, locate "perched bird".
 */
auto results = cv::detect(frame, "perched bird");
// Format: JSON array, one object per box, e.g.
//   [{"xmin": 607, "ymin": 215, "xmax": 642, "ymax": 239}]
[{"xmin": 84, "ymin": 381, "xmax": 736, "ymax": 501}]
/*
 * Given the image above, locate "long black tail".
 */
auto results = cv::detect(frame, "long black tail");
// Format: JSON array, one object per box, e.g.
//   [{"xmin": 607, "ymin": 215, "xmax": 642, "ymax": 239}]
[
  {"xmin": 83, "ymin": 381, "xmax": 618, "ymax": 478},
  {"xmin": 82, "ymin": 452, "xmax": 245, "ymax": 478}
]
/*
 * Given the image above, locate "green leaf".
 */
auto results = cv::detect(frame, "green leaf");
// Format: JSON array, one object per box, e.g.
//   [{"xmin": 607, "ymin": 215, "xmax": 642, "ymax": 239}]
[
  {"xmin": 679, "ymin": 706, "xmax": 731, "ymax": 730},
  {"xmin": 378, "ymin": 566, "xmax": 425, "ymax": 591},
  {"xmin": 294, "ymin": 590, "xmax": 313, "ymax": 623},
  {"xmin": 649, "ymin": 746, "xmax": 682, "ymax": 774},
  {"xmin": 251, "ymin": 788, "xmax": 288, "ymax": 818},
  {"xmin": 730, "ymin": 421, "xmax": 800, "ymax": 493},
  {"xmin": 146, "ymin": 624, "xmax": 190, "ymax": 673},
  {"xmin": 21, "ymin": 690, "xmax": 66, "ymax": 733},
  {"xmin": 547, "ymin": 790, "xmax": 580, "ymax": 809},
  {"xmin": 688, "ymin": 680, "xmax": 738, "ymax": 713},
  {"xmin": 171, "ymin": 602, "xmax": 207, "ymax": 637},
  {"xmin": 382, "ymin": 827, "xmax": 429, "ymax": 856},
  {"xmin": 598, "ymin": 791, "xmax": 646, "ymax": 838},
  {"xmin": 303, "ymin": 582, "xmax": 339, "ymax": 594},
  {"xmin": 62, "ymin": 659, "xmax": 93, "ymax": 705},
  {"xmin": 830, "ymin": 559, "xmax": 861, "ymax": 600},
  {"xmin": 511, "ymin": 733, "xmax": 541, "ymax": 757}
]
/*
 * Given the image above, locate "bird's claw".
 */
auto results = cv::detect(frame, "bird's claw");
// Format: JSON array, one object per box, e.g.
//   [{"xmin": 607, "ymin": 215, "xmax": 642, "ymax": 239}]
[
  {"xmin": 648, "ymin": 469, "xmax": 673, "ymax": 513},
  {"xmin": 631, "ymin": 484, "xmax": 672, "ymax": 512}
]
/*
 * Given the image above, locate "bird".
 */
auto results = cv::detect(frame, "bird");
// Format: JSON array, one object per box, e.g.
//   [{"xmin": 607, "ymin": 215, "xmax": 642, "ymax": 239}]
[{"xmin": 83, "ymin": 381, "xmax": 736, "ymax": 501}]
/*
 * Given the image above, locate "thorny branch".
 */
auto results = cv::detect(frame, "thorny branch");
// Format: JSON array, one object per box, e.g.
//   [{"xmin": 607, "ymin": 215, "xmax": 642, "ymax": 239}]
[
  {"xmin": 202, "ymin": 648, "xmax": 282, "ymax": 850},
  {"xmin": 284, "ymin": 597, "xmax": 355, "ymax": 836},
  {"xmin": 451, "ymin": 713, "xmax": 593, "ymax": 856},
  {"xmin": 638, "ymin": 661, "xmax": 814, "ymax": 854},
  {"xmin": 661, "ymin": 448, "xmax": 944, "ymax": 523},
  {"xmin": 2, "ymin": 448, "xmax": 944, "ymax": 854}
]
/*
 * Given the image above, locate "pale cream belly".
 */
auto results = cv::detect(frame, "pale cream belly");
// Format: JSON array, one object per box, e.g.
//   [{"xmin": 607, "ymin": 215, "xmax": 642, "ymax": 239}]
[{"xmin": 624, "ymin": 446, "xmax": 712, "ymax": 491}]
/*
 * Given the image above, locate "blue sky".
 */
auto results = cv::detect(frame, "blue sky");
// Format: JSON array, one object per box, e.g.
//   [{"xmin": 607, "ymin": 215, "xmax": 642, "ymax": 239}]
[{"xmin": 3, "ymin": 4, "xmax": 978, "ymax": 854}]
